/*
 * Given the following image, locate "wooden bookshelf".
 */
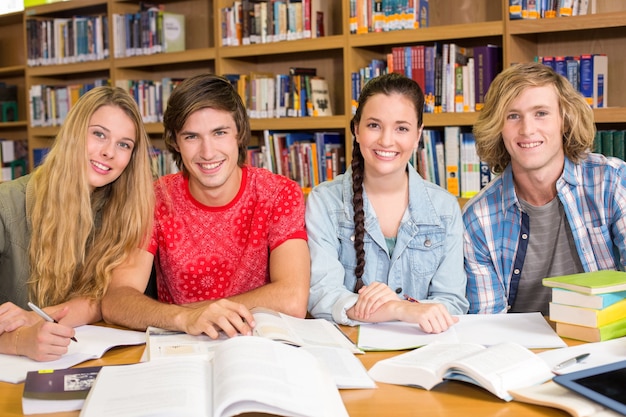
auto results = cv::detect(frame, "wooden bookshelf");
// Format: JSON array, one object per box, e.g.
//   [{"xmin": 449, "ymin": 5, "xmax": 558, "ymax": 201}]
[{"xmin": 11, "ymin": 0, "xmax": 626, "ymax": 181}]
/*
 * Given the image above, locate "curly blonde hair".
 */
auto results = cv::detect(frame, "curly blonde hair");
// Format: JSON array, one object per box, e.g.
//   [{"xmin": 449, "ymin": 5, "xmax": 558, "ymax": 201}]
[
  {"xmin": 28, "ymin": 86, "xmax": 155, "ymax": 307},
  {"xmin": 473, "ymin": 62, "xmax": 595, "ymax": 174}
]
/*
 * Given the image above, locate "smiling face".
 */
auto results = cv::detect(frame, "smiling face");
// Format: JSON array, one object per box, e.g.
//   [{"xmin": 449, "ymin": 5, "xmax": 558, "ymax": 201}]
[
  {"xmin": 174, "ymin": 107, "xmax": 242, "ymax": 206},
  {"xmin": 354, "ymin": 92, "xmax": 422, "ymax": 181},
  {"xmin": 86, "ymin": 105, "xmax": 136, "ymax": 191},
  {"xmin": 502, "ymin": 85, "xmax": 565, "ymax": 178}
]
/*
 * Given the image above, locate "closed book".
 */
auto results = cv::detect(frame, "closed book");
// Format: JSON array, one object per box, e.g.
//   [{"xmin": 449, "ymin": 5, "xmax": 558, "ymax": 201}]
[
  {"xmin": 556, "ymin": 317, "xmax": 626, "ymax": 343},
  {"xmin": 551, "ymin": 288, "xmax": 626, "ymax": 310},
  {"xmin": 22, "ymin": 366, "xmax": 102, "ymax": 415},
  {"xmin": 600, "ymin": 130, "xmax": 614, "ymax": 158},
  {"xmin": 549, "ymin": 298, "xmax": 626, "ymax": 328},
  {"xmin": 473, "ymin": 44, "xmax": 502, "ymax": 111},
  {"xmin": 579, "ymin": 54, "xmax": 608, "ymax": 109},
  {"xmin": 542, "ymin": 270, "xmax": 626, "ymax": 295},
  {"xmin": 612, "ymin": 130, "xmax": 625, "ymax": 161},
  {"xmin": 161, "ymin": 12, "xmax": 185, "ymax": 52}
]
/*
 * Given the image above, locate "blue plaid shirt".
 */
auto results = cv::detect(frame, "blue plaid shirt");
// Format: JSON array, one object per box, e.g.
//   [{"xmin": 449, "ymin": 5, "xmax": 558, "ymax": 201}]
[{"xmin": 463, "ymin": 153, "xmax": 626, "ymax": 314}]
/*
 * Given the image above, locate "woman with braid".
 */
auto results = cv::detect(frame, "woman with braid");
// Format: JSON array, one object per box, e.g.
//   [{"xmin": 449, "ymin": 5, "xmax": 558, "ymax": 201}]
[
  {"xmin": 306, "ymin": 73, "xmax": 468, "ymax": 332},
  {"xmin": 0, "ymin": 86, "xmax": 154, "ymax": 360}
]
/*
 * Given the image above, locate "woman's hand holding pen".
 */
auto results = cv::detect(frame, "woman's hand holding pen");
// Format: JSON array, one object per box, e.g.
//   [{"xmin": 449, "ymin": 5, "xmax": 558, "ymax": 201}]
[
  {"xmin": 351, "ymin": 282, "xmax": 400, "ymax": 320},
  {"xmin": 15, "ymin": 307, "xmax": 76, "ymax": 361}
]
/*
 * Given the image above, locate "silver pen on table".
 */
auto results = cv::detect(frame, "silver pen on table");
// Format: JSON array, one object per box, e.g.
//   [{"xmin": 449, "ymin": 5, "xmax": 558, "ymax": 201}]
[{"xmin": 552, "ymin": 352, "xmax": 590, "ymax": 372}]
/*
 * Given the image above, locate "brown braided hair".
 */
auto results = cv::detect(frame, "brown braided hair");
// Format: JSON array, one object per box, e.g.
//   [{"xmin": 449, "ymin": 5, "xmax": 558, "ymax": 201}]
[{"xmin": 349, "ymin": 73, "xmax": 425, "ymax": 292}]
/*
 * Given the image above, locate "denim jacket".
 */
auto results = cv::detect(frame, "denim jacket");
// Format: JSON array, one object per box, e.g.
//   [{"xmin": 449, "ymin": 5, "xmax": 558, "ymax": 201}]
[{"xmin": 306, "ymin": 165, "xmax": 468, "ymax": 325}]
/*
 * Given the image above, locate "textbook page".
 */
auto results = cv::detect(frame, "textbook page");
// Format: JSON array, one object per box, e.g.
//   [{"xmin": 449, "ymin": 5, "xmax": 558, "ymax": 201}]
[
  {"xmin": 0, "ymin": 325, "xmax": 145, "ymax": 383},
  {"xmin": 368, "ymin": 342, "xmax": 553, "ymax": 401},
  {"xmin": 251, "ymin": 307, "xmax": 362, "ymax": 353},
  {"xmin": 81, "ymin": 336, "xmax": 349, "ymax": 417},
  {"xmin": 301, "ymin": 345, "xmax": 376, "ymax": 389},
  {"xmin": 358, "ymin": 312, "xmax": 566, "ymax": 351}
]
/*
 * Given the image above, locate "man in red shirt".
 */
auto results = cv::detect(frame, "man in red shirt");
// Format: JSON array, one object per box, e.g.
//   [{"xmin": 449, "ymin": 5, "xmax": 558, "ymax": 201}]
[{"xmin": 102, "ymin": 74, "xmax": 310, "ymax": 338}]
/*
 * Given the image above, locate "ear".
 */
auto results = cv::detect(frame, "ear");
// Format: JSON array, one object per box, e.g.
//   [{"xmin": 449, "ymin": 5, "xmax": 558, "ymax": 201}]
[
  {"xmin": 354, "ymin": 124, "xmax": 360, "ymax": 143},
  {"xmin": 414, "ymin": 124, "xmax": 424, "ymax": 150}
]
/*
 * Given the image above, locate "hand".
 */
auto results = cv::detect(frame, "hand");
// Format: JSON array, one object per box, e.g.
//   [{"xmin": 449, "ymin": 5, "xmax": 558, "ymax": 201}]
[
  {"xmin": 393, "ymin": 301, "xmax": 459, "ymax": 334},
  {"xmin": 0, "ymin": 302, "xmax": 39, "ymax": 334},
  {"xmin": 352, "ymin": 282, "xmax": 399, "ymax": 320},
  {"xmin": 15, "ymin": 308, "xmax": 76, "ymax": 361},
  {"xmin": 182, "ymin": 299, "xmax": 255, "ymax": 339}
]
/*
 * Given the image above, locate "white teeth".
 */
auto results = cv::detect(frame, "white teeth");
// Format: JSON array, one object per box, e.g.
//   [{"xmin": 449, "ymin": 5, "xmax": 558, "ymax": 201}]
[
  {"xmin": 375, "ymin": 150, "xmax": 397, "ymax": 157},
  {"xmin": 200, "ymin": 161, "xmax": 222, "ymax": 170},
  {"xmin": 519, "ymin": 142, "xmax": 541, "ymax": 148},
  {"xmin": 92, "ymin": 160, "xmax": 110, "ymax": 171}
]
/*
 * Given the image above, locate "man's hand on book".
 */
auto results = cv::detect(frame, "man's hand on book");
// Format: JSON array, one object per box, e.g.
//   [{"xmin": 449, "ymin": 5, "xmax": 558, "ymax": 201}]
[{"xmin": 183, "ymin": 299, "xmax": 255, "ymax": 339}]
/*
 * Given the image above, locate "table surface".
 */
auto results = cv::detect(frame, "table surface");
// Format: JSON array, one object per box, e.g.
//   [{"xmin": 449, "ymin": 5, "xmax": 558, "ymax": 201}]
[{"xmin": 0, "ymin": 324, "xmax": 581, "ymax": 417}]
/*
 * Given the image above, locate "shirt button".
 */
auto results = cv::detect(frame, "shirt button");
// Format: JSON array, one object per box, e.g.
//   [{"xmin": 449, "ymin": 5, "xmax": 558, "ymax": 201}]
[
  {"xmin": 424, "ymin": 239, "xmax": 431, "ymax": 247},
  {"xmin": 521, "ymin": 234, "xmax": 528, "ymax": 240},
  {"xmin": 395, "ymin": 287, "xmax": 402, "ymax": 294},
  {"xmin": 514, "ymin": 269, "xmax": 520, "ymax": 275},
  {"xmin": 350, "ymin": 235, "xmax": 355, "ymax": 242}
]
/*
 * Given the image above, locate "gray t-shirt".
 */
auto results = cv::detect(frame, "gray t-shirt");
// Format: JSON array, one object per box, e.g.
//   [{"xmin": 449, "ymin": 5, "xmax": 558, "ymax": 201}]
[{"xmin": 512, "ymin": 197, "xmax": 584, "ymax": 315}]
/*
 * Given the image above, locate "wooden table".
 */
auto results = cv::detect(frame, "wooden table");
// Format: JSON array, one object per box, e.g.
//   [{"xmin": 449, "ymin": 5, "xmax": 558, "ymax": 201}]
[{"xmin": 0, "ymin": 325, "xmax": 579, "ymax": 417}]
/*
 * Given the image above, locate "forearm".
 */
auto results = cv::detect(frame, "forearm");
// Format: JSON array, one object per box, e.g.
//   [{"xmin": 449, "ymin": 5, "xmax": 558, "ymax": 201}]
[
  {"xmin": 102, "ymin": 286, "xmax": 189, "ymax": 331},
  {"xmin": 46, "ymin": 297, "xmax": 102, "ymax": 327}
]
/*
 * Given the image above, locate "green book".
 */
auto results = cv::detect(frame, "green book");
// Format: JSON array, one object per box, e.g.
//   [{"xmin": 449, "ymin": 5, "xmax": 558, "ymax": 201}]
[
  {"xmin": 600, "ymin": 130, "xmax": 614, "ymax": 158},
  {"xmin": 613, "ymin": 130, "xmax": 625, "ymax": 161},
  {"xmin": 556, "ymin": 315, "xmax": 626, "ymax": 342},
  {"xmin": 543, "ymin": 270, "xmax": 626, "ymax": 295},
  {"xmin": 593, "ymin": 130, "xmax": 602, "ymax": 154}
]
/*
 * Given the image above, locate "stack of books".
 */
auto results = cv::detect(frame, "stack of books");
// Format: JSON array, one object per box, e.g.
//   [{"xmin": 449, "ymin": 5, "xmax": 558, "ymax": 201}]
[{"xmin": 543, "ymin": 271, "xmax": 626, "ymax": 342}]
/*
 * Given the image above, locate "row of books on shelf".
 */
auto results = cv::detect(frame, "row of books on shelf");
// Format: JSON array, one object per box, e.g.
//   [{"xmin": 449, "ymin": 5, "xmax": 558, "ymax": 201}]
[
  {"xmin": 349, "ymin": 0, "xmax": 429, "ymax": 34},
  {"xmin": 509, "ymin": 0, "xmax": 595, "ymax": 19},
  {"xmin": 352, "ymin": 44, "xmax": 503, "ymax": 115},
  {"xmin": 543, "ymin": 270, "xmax": 626, "ymax": 343},
  {"xmin": 29, "ymin": 80, "xmax": 110, "ymax": 127},
  {"xmin": 594, "ymin": 130, "xmax": 626, "ymax": 161},
  {"xmin": 220, "ymin": 0, "xmax": 333, "ymax": 46},
  {"xmin": 248, "ymin": 130, "xmax": 346, "ymax": 192},
  {"xmin": 225, "ymin": 68, "xmax": 333, "ymax": 119},
  {"xmin": 149, "ymin": 147, "xmax": 178, "ymax": 179},
  {"xmin": 538, "ymin": 53, "xmax": 607, "ymax": 109},
  {"xmin": 112, "ymin": 6, "xmax": 186, "ymax": 58},
  {"xmin": 415, "ymin": 126, "xmax": 489, "ymax": 199},
  {"xmin": 0, "ymin": 139, "xmax": 28, "ymax": 182},
  {"xmin": 26, "ymin": 14, "xmax": 109, "ymax": 67}
]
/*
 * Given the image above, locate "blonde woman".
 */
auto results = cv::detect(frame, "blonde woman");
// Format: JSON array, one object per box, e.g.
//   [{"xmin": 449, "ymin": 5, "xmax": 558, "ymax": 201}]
[{"xmin": 0, "ymin": 86, "xmax": 154, "ymax": 361}]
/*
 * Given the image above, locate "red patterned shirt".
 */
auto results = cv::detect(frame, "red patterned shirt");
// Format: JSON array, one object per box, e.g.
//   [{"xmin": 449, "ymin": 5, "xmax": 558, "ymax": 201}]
[{"xmin": 148, "ymin": 166, "xmax": 307, "ymax": 304}]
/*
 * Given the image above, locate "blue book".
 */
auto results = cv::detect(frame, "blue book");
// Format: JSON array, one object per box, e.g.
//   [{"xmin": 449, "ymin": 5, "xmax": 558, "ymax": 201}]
[{"xmin": 552, "ymin": 288, "xmax": 626, "ymax": 310}]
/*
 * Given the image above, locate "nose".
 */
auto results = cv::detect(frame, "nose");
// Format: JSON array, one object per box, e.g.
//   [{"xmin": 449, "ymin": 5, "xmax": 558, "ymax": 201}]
[
  {"xmin": 519, "ymin": 117, "xmax": 535, "ymax": 136},
  {"xmin": 378, "ymin": 128, "xmax": 393, "ymax": 147},
  {"xmin": 199, "ymin": 138, "xmax": 215, "ymax": 159},
  {"xmin": 101, "ymin": 140, "xmax": 115, "ymax": 159}
]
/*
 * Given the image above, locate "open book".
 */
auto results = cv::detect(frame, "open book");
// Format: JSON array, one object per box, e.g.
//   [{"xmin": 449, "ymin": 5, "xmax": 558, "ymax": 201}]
[
  {"xmin": 80, "ymin": 336, "xmax": 349, "ymax": 417},
  {"xmin": 367, "ymin": 342, "xmax": 554, "ymax": 401},
  {"xmin": 147, "ymin": 306, "xmax": 361, "ymax": 360},
  {"xmin": 510, "ymin": 381, "xmax": 623, "ymax": 417},
  {"xmin": 0, "ymin": 325, "xmax": 145, "ymax": 384}
]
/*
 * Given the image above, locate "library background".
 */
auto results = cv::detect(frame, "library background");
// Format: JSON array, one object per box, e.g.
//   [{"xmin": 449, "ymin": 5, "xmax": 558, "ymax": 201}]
[{"xmin": 0, "ymin": 0, "xmax": 625, "ymax": 204}]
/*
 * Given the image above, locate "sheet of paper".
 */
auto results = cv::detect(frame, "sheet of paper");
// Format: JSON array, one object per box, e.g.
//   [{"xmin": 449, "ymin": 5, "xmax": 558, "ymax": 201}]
[
  {"xmin": 538, "ymin": 336, "xmax": 626, "ymax": 374},
  {"xmin": 0, "ymin": 325, "xmax": 145, "ymax": 383},
  {"xmin": 301, "ymin": 346, "xmax": 376, "ymax": 389},
  {"xmin": 357, "ymin": 312, "xmax": 566, "ymax": 351}
]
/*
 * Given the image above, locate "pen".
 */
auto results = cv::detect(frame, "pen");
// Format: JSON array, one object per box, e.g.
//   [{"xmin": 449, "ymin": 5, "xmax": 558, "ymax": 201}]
[
  {"xmin": 27, "ymin": 302, "xmax": 78, "ymax": 342},
  {"xmin": 553, "ymin": 353, "xmax": 590, "ymax": 371},
  {"xmin": 404, "ymin": 294, "xmax": 420, "ymax": 303}
]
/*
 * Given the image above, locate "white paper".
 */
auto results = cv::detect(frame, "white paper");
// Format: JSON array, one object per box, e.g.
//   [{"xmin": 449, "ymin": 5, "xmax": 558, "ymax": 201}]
[
  {"xmin": 538, "ymin": 336, "xmax": 626, "ymax": 374},
  {"xmin": 358, "ymin": 312, "xmax": 566, "ymax": 351}
]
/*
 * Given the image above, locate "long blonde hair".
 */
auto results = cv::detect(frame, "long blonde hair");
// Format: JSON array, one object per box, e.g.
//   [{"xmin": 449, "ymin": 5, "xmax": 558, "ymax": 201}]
[
  {"xmin": 473, "ymin": 62, "xmax": 595, "ymax": 174},
  {"xmin": 28, "ymin": 86, "xmax": 154, "ymax": 307}
]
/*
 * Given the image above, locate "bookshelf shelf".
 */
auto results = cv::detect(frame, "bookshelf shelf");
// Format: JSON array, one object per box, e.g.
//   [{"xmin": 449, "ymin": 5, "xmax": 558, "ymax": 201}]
[
  {"xmin": 114, "ymin": 49, "xmax": 216, "ymax": 68},
  {"xmin": 27, "ymin": 62, "xmax": 112, "ymax": 78},
  {"xmin": 508, "ymin": 12, "xmax": 626, "ymax": 34},
  {"xmin": 219, "ymin": 36, "xmax": 347, "ymax": 58},
  {"xmin": 348, "ymin": 21, "xmax": 504, "ymax": 48}
]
